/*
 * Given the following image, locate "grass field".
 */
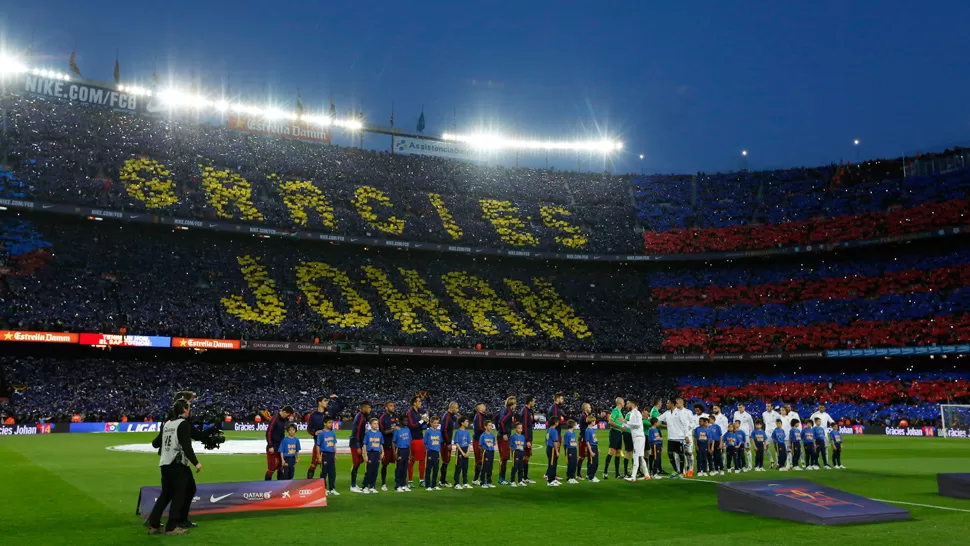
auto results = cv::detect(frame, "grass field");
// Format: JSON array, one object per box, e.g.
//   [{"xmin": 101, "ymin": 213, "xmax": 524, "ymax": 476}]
[{"xmin": 1, "ymin": 430, "xmax": 969, "ymax": 545}]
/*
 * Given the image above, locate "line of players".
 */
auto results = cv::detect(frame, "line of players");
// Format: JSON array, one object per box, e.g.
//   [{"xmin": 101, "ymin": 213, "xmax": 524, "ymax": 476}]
[{"xmin": 261, "ymin": 394, "xmax": 846, "ymax": 495}]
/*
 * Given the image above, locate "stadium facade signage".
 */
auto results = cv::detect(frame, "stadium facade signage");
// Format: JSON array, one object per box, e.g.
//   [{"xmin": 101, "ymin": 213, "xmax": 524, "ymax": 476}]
[
  {"xmin": 0, "ymin": 330, "xmax": 79, "ymax": 343},
  {"xmin": 866, "ymin": 426, "xmax": 939, "ymax": 437},
  {"xmin": 20, "ymin": 74, "xmax": 142, "ymax": 112},
  {"xmin": 171, "ymin": 337, "xmax": 241, "ymax": 350},
  {"xmin": 0, "ymin": 198, "xmax": 35, "ymax": 208},
  {"xmin": 78, "ymin": 333, "xmax": 171, "ymax": 348},
  {"xmin": 394, "ymin": 136, "xmax": 476, "ymax": 161},
  {"xmin": 0, "ymin": 423, "xmax": 64, "ymax": 435},
  {"xmin": 240, "ymin": 340, "xmax": 338, "ymax": 352},
  {"xmin": 226, "ymin": 114, "xmax": 331, "ymax": 145},
  {"xmin": 67, "ymin": 422, "xmax": 163, "ymax": 433},
  {"xmin": 827, "ymin": 344, "xmax": 970, "ymax": 358},
  {"xmin": 137, "ymin": 479, "xmax": 327, "ymax": 518},
  {"xmin": 226, "ymin": 421, "xmax": 309, "ymax": 432},
  {"xmin": 4, "ymin": 199, "xmax": 970, "ymax": 264}
]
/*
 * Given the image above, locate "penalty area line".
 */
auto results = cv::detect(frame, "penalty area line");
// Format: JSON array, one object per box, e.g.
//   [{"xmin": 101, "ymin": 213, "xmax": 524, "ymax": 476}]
[{"xmin": 871, "ymin": 499, "xmax": 970, "ymax": 513}]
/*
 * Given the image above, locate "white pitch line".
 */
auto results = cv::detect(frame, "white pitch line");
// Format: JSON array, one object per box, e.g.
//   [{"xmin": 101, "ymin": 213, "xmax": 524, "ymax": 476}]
[{"xmin": 871, "ymin": 499, "xmax": 970, "ymax": 513}]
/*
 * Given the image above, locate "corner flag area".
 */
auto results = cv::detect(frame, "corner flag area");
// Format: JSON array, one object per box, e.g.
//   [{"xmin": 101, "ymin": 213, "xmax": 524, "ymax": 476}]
[{"xmin": 2, "ymin": 431, "xmax": 969, "ymax": 543}]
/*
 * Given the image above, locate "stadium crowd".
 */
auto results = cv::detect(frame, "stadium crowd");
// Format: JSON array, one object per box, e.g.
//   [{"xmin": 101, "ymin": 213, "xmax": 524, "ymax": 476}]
[
  {"xmin": 5, "ymin": 214, "xmax": 970, "ymax": 354},
  {"xmin": 0, "ymin": 356, "xmax": 677, "ymax": 423},
  {"xmin": 2, "ymin": 357, "xmax": 965, "ymax": 428},
  {"xmin": 636, "ymin": 163, "xmax": 970, "ymax": 254},
  {"xmin": 0, "ymin": 216, "xmax": 660, "ymax": 353},
  {"xmin": 656, "ymin": 245, "xmax": 970, "ymax": 353},
  {"xmin": 0, "ymin": 95, "xmax": 637, "ymax": 254},
  {"xmin": 2, "ymin": 94, "xmax": 970, "ymax": 258}
]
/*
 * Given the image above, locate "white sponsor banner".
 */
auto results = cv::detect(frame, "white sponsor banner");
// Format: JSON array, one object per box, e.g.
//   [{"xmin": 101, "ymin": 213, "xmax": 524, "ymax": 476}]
[
  {"xmin": 394, "ymin": 136, "xmax": 479, "ymax": 161},
  {"xmin": 22, "ymin": 75, "xmax": 140, "ymax": 111}
]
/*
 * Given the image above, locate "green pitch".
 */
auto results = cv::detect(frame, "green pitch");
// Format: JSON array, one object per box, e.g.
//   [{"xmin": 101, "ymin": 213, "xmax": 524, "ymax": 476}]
[{"xmin": 1, "ymin": 431, "xmax": 969, "ymax": 545}]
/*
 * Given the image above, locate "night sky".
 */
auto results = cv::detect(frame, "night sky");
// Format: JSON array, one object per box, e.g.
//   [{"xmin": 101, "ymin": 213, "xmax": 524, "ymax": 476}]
[{"xmin": 3, "ymin": 0, "xmax": 969, "ymax": 173}]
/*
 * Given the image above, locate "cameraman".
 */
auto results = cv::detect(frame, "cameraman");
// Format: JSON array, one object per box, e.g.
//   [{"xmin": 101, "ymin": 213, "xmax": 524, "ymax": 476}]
[{"xmin": 147, "ymin": 399, "xmax": 202, "ymax": 535}]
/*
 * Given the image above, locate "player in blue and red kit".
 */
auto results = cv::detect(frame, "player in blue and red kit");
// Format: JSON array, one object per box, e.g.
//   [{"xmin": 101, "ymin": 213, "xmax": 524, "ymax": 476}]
[
  {"xmin": 548, "ymin": 393, "xmax": 566, "ymax": 454},
  {"xmin": 577, "ymin": 403, "xmax": 592, "ymax": 479},
  {"xmin": 378, "ymin": 401, "xmax": 399, "ymax": 491},
  {"xmin": 349, "ymin": 401, "xmax": 371, "ymax": 492},
  {"xmin": 305, "ymin": 394, "xmax": 340, "ymax": 479},
  {"xmin": 496, "ymin": 397, "xmax": 516, "ymax": 485},
  {"xmin": 424, "ymin": 416, "xmax": 443, "ymax": 490},
  {"xmin": 406, "ymin": 397, "xmax": 429, "ymax": 487},
  {"xmin": 392, "ymin": 421, "xmax": 412, "ymax": 492},
  {"xmin": 472, "ymin": 403, "xmax": 487, "ymax": 484},
  {"xmin": 315, "ymin": 417, "xmax": 339, "ymax": 494},
  {"xmin": 264, "ymin": 405, "xmax": 293, "ymax": 481},
  {"xmin": 520, "ymin": 396, "xmax": 537, "ymax": 484},
  {"xmin": 439, "ymin": 402, "xmax": 459, "ymax": 487}
]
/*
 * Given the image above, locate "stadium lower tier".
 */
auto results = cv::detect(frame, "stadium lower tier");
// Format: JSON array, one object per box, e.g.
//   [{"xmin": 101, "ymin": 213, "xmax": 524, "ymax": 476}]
[
  {"xmin": 677, "ymin": 371, "xmax": 970, "ymax": 424},
  {"xmin": 7, "ymin": 215, "xmax": 970, "ymax": 354},
  {"xmin": 1, "ymin": 358, "xmax": 964, "ymax": 427}
]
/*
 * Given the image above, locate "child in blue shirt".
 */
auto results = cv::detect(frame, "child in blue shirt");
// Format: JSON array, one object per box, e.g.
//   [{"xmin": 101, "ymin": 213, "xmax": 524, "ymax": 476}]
[
  {"xmin": 723, "ymin": 423, "xmax": 740, "ymax": 473},
  {"xmin": 814, "ymin": 418, "xmax": 831, "ymax": 469},
  {"xmin": 453, "ymin": 417, "xmax": 472, "ymax": 489},
  {"xmin": 479, "ymin": 421, "xmax": 497, "ymax": 488},
  {"xmin": 423, "ymin": 416, "xmax": 443, "ymax": 490},
  {"xmin": 751, "ymin": 421, "xmax": 768, "ymax": 471},
  {"xmin": 693, "ymin": 417, "xmax": 712, "ymax": 476},
  {"xmin": 564, "ymin": 419, "xmax": 579, "ymax": 483},
  {"xmin": 772, "ymin": 419, "xmax": 788, "ymax": 471},
  {"xmin": 801, "ymin": 419, "xmax": 817, "ymax": 469},
  {"xmin": 733, "ymin": 420, "xmax": 748, "ymax": 472},
  {"xmin": 315, "ymin": 417, "xmax": 338, "ymax": 494},
  {"xmin": 648, "ymin": 418, "xmax": 664, "ymax": 478},
  {"xmin": 363, "ymin": 418, "xmax": 384, "ymax": 493},
  {"xmin": 829, "ymin": 428, "xmax": 844, "ymax": 469},
  {"xmin": 545, "ymin": 416, "xmax": 561, "ymax": 486},
  {"xmin": 789, "ymin": 419, "xmax": 803, "ymax": 471},
  {"xmin": 510, "ymin": 422, "xmax": 527, "ymax": 486},
  {"xmin": 708, "ymin": 420, "xmax": 723, "ymax": 475},
  {"xmin": 392, "ymin": 421, "xmax": 412, "ymax": 492},
  {"xmin": 279, "ymin": 424, "xmax": 301, "ymax": 480},
  {"xmin": 584, "ymin": 416, "xmax": 600, "ymax": 482}
]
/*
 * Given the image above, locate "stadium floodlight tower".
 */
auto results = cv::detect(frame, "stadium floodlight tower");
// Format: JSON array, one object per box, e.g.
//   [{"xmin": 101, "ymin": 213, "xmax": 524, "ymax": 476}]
[{"xmin": 940, "ymin": 404, "xmax": 970, "ymax": 438}]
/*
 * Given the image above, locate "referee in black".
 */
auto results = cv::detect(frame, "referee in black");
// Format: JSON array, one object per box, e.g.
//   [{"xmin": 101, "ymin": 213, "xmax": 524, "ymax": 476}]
[{"xmin": 147, "ymin": 399, "xmax": 203, "ymax": 535}]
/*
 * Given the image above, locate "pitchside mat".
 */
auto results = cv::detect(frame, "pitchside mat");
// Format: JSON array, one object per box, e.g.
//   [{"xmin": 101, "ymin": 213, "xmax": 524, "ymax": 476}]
[
  {"xmin": 136, "ymin": 479, "xmax": 327, "ymax": 517},
  {"xmin": 938, "ymin": 473, "xmax": 970, "ymax": 500},
  {"xmin": 717, "ymin": 479, "xmax": 910, "ymax": 525}
]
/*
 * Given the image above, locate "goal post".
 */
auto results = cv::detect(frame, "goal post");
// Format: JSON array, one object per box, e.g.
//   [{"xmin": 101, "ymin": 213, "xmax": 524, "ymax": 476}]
[{"xmin": 940, "ymin": 404, "xmax": 970, "ymax": 438}]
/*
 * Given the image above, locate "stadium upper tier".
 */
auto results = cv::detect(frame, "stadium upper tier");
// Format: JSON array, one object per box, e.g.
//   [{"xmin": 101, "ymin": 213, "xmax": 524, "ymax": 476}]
[
  {"xmin": 1, "ymin": 95, "xmax": 969, "ymax": 259},
  {"xmin": 3, "ymin": 214, "xmax": 970, "ymax": 355}
]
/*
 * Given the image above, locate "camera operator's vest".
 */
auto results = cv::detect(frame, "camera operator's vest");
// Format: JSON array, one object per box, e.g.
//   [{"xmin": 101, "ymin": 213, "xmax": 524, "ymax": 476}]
[{"xmin": 159, "ymin": 418, "xmax": 190, "ymax": 467}]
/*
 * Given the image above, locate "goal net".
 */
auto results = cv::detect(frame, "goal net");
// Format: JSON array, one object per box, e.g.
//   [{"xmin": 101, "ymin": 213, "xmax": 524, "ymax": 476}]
[{"xmin": 940, "ymin": 404, "xmax": 970, "ymax": 438}]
